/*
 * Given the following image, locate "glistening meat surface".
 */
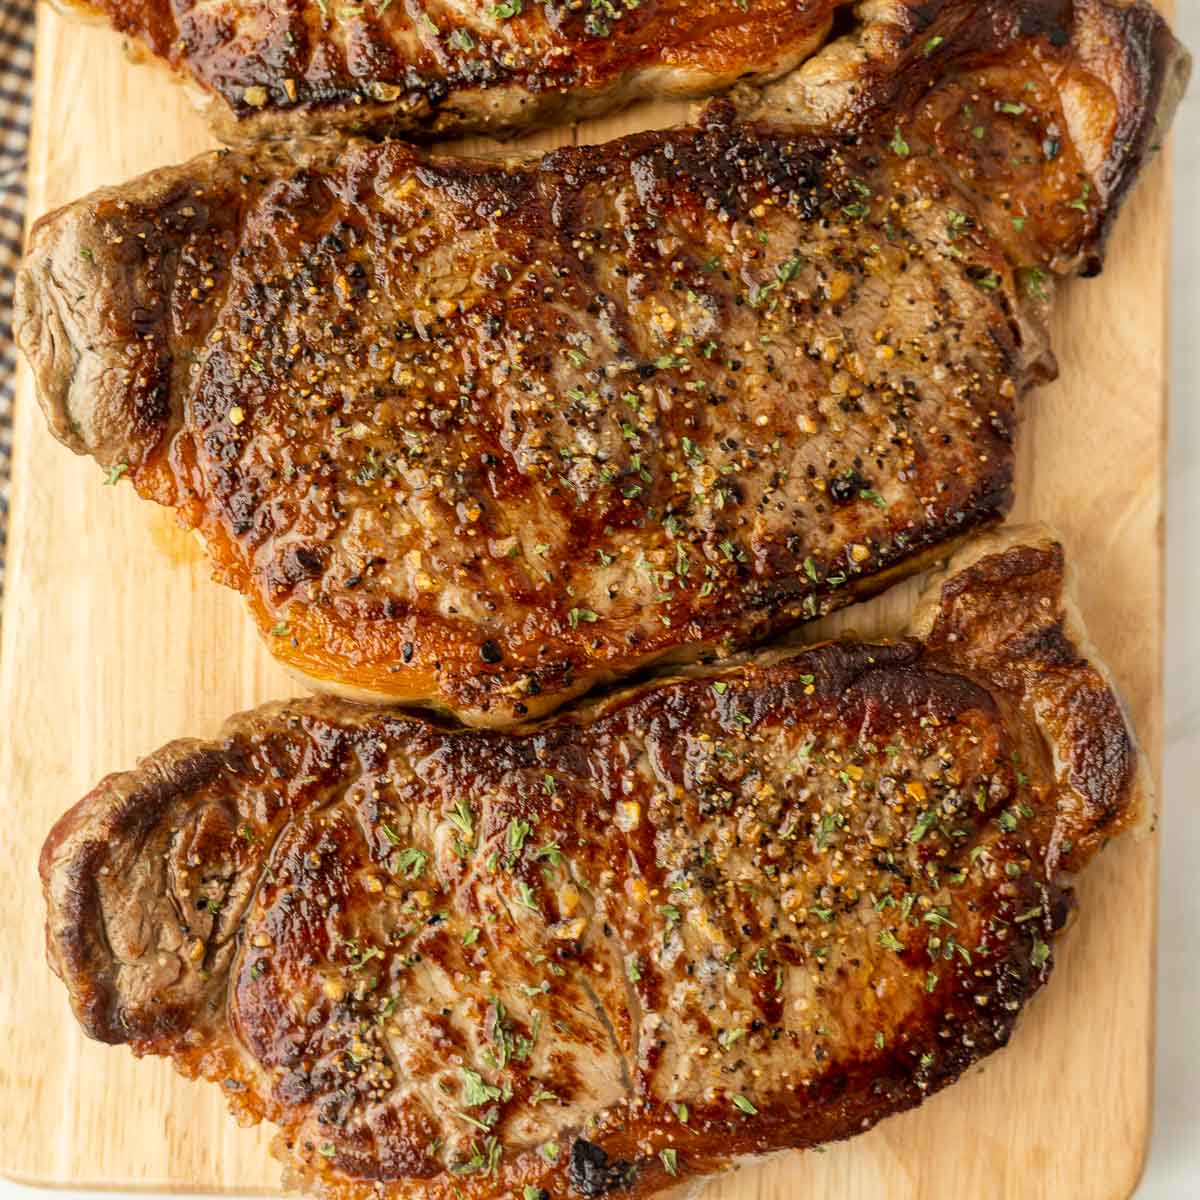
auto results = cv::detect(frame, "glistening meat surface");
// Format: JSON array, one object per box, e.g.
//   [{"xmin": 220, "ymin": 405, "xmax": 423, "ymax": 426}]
[
  {"xmin": 40, "ymin": 531, "xmax": 1145, "ymax": 1200},
  {"xmin": 16, "ymin": 0, "xmax": 1188, "ymax": 724},
  {"xmin": 52, "ymin": 0, "xmax": 846, "ymax": 143}
]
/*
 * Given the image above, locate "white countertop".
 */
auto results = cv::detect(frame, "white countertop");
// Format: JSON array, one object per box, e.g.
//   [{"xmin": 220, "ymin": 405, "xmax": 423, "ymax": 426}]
[{"xmin": 4, "ymin": 8, "xmax": 1198, "ymax": 1199}]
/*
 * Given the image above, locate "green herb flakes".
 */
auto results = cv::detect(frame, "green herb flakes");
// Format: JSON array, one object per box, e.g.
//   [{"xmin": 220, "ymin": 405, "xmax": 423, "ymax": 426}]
[
  {"xmin": 462, "ymin": 1068, "xmax": 502, "ymax": 1107},
  {"xmin": 391, "ymin": 847, "xmax": 427, "ymax": 879}
]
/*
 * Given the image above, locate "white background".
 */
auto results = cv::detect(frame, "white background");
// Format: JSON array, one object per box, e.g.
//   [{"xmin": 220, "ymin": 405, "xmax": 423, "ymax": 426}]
[{"xmin": 3, "ymin": 7, "xmax": 1198, "ymax": 1199}]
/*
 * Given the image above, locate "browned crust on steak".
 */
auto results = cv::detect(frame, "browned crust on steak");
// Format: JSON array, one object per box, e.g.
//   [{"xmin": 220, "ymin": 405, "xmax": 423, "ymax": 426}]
[
  {"xmin": 52, "ymin": 0, "xmax": 843, "ymax": 144},
  {"xmin": 16, "ymin": 0, "xmax": 1187, "ymax": 727},
  {"xmin": 40, "ymin": 531, "xmax": 1143, "ymax": 1199},
  {"xmin": 38, "ymin": 739, "xmax": 235, "ymax": 1046},
  {"xmin": 755, "ymin": 0, "xmax": 1191, "ymax": 268},
  {"xmin": 911, "ymin": 527, "xmax": 1146, "ymax": 863},
  {"xmin": 1069, "ymin": 0, "xmax": 1193, "ymax": 260}
]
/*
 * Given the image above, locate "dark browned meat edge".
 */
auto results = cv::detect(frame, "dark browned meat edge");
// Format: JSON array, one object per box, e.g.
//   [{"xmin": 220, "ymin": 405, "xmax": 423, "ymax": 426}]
[
  {"xmin": 10, "ymin": 0, "xmax": 1191, "ymax": 730},
  {"xmin": 18, "ymin": 0, "xmax": 1192, "ymax": 460},
  {"xmin": 51, "ymin": 0, "xmax": 838, "ymax": 145},
  {"xmin": 39, "ymin": 525, "xmax": 1146, "ymax": 1129}
]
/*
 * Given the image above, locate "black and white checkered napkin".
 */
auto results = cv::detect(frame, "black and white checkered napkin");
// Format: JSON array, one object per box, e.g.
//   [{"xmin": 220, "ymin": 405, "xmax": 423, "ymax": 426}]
[{"xmin": 0, "ymin": 0, "xmax": 34, "ymax": 595}]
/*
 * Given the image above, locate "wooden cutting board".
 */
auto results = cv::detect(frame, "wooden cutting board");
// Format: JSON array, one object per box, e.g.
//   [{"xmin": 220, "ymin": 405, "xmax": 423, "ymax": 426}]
[{"xmin": 0, "ymin": 6, "xmax": 1174, "ymax": 1197}]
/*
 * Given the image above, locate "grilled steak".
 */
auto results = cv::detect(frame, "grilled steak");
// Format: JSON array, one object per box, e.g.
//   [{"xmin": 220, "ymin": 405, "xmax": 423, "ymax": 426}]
[
  {"xmin": 16, "ymin": 0, "xmax": 1188, "ymax": 726},
  {"xmin": 41, "ymin": 530, "xmax": 1145, "ymax": 1200},
  {"xmin": 55, "ymin": 0, "xmax": 845, "ymax": 144}
]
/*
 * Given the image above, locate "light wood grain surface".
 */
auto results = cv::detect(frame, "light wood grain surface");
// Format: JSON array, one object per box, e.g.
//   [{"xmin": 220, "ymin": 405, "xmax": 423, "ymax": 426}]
[{"xmin": 0, "ymin": 7, "xmax": 1173, "ymax": 1198}]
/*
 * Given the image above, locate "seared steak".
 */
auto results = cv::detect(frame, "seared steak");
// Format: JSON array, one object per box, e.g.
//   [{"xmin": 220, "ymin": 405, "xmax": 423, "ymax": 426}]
[
  {"xmin": 55, "ymin": 0, "xmax": 845, "ymax": 144},
  {"xmin": 41, "ymin": 531, "xmax": 1145, "ymax": 1200},
  {"xmin": 16, "ymin": 0, "xmax": 1188, "ymax": 726}
]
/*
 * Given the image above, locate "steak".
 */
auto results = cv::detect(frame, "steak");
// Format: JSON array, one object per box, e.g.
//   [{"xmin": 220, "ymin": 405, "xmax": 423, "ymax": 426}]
[
  {"xmin": 55, "ymin": 0, "xmax": 846, "ymax": 144},
  {"xmin": 16, "ymin": 0, "xmax": 1188, "ymax": 726},
  {"xmin": 40, "ymin": 530, "xmax": 1146, "ymax": 1200}
]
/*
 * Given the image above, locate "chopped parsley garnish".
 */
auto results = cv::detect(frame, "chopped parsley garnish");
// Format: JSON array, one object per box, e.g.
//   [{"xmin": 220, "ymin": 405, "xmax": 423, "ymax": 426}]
[
  {"xmin": 447, "ymin": 798, "xmax": 474, "ymax": 839},
  {"xmin": 908, "ymin": 810, "xmax": 938, "ymax": 844},
  {"xmin": 506, "ymin": 819, "xmax": 532, "ymax": 859},
  {"xmin": 391, "ymin": 847, "xmax": 427, "ymax": 879},
  {"xmin": 814, "ymin": 810, "xmax": 844, "ymax": 850},
  {"xmin": 462, "ymin": 1068, "xmax": 502, "ymax": 1107},
  {"xmin": 1024, "ymin": 267, "xmax": 1049, "ymax": 301},
  {"xmin": 450, "ymin": 1136, "xmax": 501, "ymax": 1175}
]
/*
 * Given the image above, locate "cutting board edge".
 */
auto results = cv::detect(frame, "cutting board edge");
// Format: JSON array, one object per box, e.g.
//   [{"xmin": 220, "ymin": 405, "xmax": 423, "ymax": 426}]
[{"xmin": 0, "ymin": 0, "xmax": 1174, "ymax": 1194}]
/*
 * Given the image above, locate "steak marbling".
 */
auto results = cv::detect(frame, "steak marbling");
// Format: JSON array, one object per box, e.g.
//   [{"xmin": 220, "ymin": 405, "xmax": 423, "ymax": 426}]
[
  {"xmin": 16, "ymin": 0, "xmax": 1188, "ymax": 725},
  {"xmin": 40, "ymin": 531, "xmax": 1146, "ymax": 1200}
]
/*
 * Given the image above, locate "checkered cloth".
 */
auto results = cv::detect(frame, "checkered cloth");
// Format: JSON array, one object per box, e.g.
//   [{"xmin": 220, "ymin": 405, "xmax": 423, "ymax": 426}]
[{"xmin": 0, "ymin": 0, "xmax": 34, "ymax": 595}]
